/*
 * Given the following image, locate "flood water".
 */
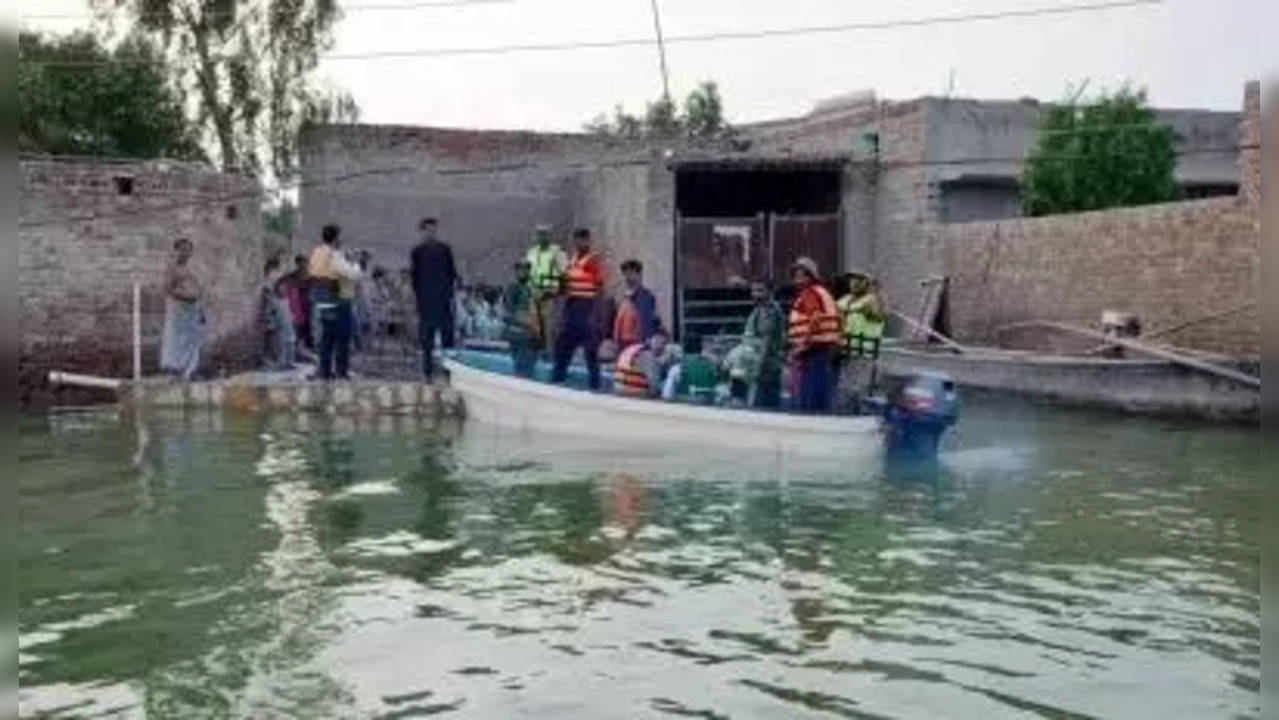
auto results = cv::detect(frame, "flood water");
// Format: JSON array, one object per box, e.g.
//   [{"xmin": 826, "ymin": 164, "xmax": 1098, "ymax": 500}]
[{"xmin": 17, "ymin": 399, "xmax": 1260, "ymax": 719}]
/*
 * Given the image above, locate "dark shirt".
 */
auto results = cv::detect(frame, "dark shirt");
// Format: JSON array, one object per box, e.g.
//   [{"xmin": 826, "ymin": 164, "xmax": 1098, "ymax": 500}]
[
  {"xmin": 410, "ymin": 240, "xmax": 457, "ymax": 317},
  {"xmin": 631, "ymin": 286, "xmax": 658, "ymax": 340}
]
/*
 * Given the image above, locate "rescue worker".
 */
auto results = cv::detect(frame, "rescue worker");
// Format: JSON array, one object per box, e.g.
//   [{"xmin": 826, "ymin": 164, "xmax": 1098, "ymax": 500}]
[
  {"xmin": 836, "ymin": 271, "xmax": 887, "ymax": 409},
  {"xmin": 502, "ymin": 259, "xmax": 538, "ymax": 377},
  {"xmin": 614, "ymin": 329, "xmax": 670, "ymax": 399},
  {"xmin": 525, "ymin": 224, "xmax": 567, "ymax": 353},
  {"xmin": 552, "ymin": 228, "xmax": 606, "ymax": 390},
  {"xmin": 788, "ymin": 256, "xmax": 842, "ymax": 412},
  {"xmin": 613, "ymin": 259, "xmax": 659, "ymax": 349},
  {"xmin": 838, "ymin": 271, "xmax": 886, "ymax": 360}
]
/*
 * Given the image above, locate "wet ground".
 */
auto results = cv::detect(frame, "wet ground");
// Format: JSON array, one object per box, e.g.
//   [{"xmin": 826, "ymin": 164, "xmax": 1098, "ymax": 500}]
[{"xmin": 15, "ymin": 398, "xmax": 1260, "ymax": 718}]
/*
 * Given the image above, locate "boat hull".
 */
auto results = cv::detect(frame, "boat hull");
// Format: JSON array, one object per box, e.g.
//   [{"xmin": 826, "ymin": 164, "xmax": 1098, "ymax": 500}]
[{"xmin": 443, "ymin": 356, "xmax": 883, "ymax": 459}]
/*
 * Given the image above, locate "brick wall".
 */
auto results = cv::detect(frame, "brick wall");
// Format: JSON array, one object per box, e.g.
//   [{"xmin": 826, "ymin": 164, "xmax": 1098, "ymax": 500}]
[
  {"xmin": 915, "ymin": 82, "xmax": 1261, "ymax": 359},
  {"xmin": 298, "ymin": 125, "xmax": 651, "ymax": 288},
  {"xmin": 1241, "ymin": 81, "xmax": 1260, "ymax": 205},
  {"xmin": 19, "ymin": 159, "xmax": 263, "ymax": 404},
  {"xmin": 928, "ymin": 196, "xmax": 1260, "ymax": 357},
  {"xmin": 572, "ymin": 158, "xmax": 677, "ymax": 327}
]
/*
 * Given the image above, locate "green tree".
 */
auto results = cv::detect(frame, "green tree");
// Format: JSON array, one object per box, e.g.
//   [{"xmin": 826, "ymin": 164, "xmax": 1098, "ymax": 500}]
[
  {"xmin": 95, "ymin": 0, "xmax": 358, "ymax": 178},
  {"xmin": 1022, "ymin": 87, "xmax": 1179, "ymax": 216},
  {"xmin": 586, "ymin": 80, "xmax": 733, "ymax": 141},
  {"xmin": 19, "ymin": 31, "xmax": 202, "ymax": 159}
]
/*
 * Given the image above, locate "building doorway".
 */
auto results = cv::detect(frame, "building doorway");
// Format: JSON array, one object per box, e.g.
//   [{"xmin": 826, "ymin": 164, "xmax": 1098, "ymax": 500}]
[{"xmin": 674, "ymin": 162, "xmax": 844, "ymax": 339}]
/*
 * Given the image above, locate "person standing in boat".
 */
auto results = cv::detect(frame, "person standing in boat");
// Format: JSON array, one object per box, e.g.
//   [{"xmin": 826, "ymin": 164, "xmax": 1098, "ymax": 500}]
[
  {"xmin": 837, "ymin": 270, "xmax": 887, "ymax": 408},
  {"xmin": 502, "ymin": 259, "xmax": 538, "ymax": 378},
  {"xmin": 525, "ymin": 224, "xmax": 567, "ymax": 355},
  {"xmin": 613, "ymin": 259, "xmax": 659, "ymax": 350},
  {"xmin": 614, "ymin": 328, "xmax": 670, "ymax": 399},
  {"xmin": 787, "ymin": 256, "xmax": 842, "ymax": 412},
  {"xmin": 552, "ymin": 228, "xmax": 607, "ymax": 390},
  {"xmin": 160, "ymin": 237, "xmax": 205, "ymax": 380},
  {"xmin": 743, "ymin": 279, "xmax": 786, "ymax": 409},
  {"xmin": 410, "ymin": 216, "xmax": 458, "ymax": 380}
]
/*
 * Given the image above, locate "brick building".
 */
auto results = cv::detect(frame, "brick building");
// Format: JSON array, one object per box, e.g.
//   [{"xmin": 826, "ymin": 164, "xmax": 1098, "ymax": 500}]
[
  {"xmin": 299, "ymin": 84, "xmax": 1256, "ymax": 356},
  {"xmin": 18, "ymin": 158, "xmax": 264, "ymax": 404}
]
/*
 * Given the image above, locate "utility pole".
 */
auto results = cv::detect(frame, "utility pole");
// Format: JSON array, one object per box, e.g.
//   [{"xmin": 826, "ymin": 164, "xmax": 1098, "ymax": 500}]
[{"xmin": 648, "ymin": 0, "xmax": 672, "ymax": 100}]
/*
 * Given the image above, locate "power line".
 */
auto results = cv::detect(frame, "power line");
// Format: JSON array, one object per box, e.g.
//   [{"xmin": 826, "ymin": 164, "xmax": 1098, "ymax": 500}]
[
  {"xmin": 20, "ymin": 0, "xmax": 1161, "ymax": 66},
  {"xmin": 323, "ymin": 0, "xmax": 1164, "ymax": 62},
  {"xmin": 16, "ymin": 140, "xmax": 1253, "ymax": 230},
  {"xmin": 19, "ymin": 0, "xmax": 513, "ymax": 22}
]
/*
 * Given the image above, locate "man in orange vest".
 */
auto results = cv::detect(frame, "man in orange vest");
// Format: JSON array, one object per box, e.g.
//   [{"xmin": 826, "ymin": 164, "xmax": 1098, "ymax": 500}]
[
  {"xmin": 788, "ymin": 256, "xmax": 842, "ymax": 412},
  {"xmin": 552, "ymin": 228, "xmax": 607, "ymax": 389}
]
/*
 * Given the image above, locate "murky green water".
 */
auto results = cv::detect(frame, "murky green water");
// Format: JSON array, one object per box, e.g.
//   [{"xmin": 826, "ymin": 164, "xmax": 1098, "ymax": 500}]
[{"xmin": 18, "ymin": 401, "xmax": 1260, "ymax": 719}]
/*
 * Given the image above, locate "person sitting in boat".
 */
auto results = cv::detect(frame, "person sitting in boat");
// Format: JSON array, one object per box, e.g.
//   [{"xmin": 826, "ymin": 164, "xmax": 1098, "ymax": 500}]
[
  {"xmin": 722, "ymin": 338, "xmax": 762, "ymax": 406},
  {"xmin": 661, "ymin": 334, "xmax": 721, "ymax": 405},
  {"xmin": 788, "ymin": 256, "xmax": 842, "ymax": 413},
  {"xmin": 502, "ymin": 259, "xmax": 538, "ymax": 378},
  {"xmin": 614, "ymin": 329, "xmax": 671, "ymax": 399}
]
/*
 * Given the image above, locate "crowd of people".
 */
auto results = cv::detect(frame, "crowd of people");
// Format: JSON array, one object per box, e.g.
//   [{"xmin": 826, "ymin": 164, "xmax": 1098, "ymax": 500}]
[{"xmin": 160, "ymin": 216, "xmax": 886, "ymax": 414}]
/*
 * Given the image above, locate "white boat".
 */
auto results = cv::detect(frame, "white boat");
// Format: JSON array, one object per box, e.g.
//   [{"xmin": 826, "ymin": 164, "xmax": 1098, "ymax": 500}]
[{"xmin": 443, "ymin": 351, "xmax": 884, "ymax": 459}]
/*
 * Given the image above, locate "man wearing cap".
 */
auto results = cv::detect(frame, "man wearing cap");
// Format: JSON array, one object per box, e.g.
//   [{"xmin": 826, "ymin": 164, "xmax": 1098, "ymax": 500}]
[
  {"xmin": 502, "ymin": 258, "xmax": 538, "ymax": 377},
  {"xmin": 787, "ymin": 256, "xmax": 842, "ymax": 412},
  {"xmin": 525, "ymin": 224, "xmax": 567, "ymax": 354}
]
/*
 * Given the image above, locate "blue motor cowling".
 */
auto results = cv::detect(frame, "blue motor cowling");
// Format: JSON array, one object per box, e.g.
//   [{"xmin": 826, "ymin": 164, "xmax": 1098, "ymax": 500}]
[{"xmin": 881, "ymin": 373, "xmax": 960, "ymax": 462}]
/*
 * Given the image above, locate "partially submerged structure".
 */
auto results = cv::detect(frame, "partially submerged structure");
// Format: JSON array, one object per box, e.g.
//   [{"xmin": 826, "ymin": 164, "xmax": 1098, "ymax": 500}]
[{"xmin": 299, "ymin": 84, "xmax": 1256, "ymax": 357}]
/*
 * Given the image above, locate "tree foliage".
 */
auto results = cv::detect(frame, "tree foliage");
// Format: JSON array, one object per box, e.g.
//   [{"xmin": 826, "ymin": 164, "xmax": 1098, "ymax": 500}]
[
  {"xmin": 19, "ymin": 31, "xmax": 202, "ymax": 160},
  {"xmin": 1022, "ymin": 87, "xmax": 1180, "ymax": 216},
  {"xmin": 586, "ymin": 81, "xmax": 733, "ymax": 141},
  {"xmin": 95, "ymin": 0, "xmax": 358, "ymax": 178}
]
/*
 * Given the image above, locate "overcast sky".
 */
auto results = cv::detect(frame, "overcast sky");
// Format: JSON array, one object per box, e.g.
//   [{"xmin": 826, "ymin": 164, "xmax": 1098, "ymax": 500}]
[{"xmin": 14, "ymin": 0, "xmax": 1277, "ymax": 131}]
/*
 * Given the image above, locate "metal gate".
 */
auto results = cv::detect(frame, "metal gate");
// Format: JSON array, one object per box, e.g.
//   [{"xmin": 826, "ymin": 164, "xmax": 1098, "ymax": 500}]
[{"xmin": 676, "ymin": 212, "xmax": 841, "ymax": 339}]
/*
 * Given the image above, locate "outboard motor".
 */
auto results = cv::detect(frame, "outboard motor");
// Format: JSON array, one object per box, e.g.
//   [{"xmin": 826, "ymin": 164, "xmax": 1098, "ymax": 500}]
[{"xmin": 881, "ymin": 372, "xmax": 960, "ymax": 464}]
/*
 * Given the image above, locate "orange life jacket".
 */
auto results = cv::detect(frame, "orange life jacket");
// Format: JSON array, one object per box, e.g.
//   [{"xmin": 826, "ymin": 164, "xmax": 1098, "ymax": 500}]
[
  {"xmin": 614, "ymin": 343, "xmax": 650, "ymax": 397},
  {"xmin": 788, "ymin": 284, "xmax": 841, "ymax": 348},
  {"xmin": 565, "ymin": 252, "xmax": 602, "ymax": 298}
]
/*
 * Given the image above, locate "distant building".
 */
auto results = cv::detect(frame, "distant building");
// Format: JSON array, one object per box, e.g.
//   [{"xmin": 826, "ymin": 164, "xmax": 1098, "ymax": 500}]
[{"xmin": 299, "ymin": 89, "xmax": 1243, "ymax": 340}]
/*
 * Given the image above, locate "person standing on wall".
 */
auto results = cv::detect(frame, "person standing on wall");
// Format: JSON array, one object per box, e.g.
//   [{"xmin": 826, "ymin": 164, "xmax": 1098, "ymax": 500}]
[
  {"xmin": 613, "ymin": 259, "xmax": 659, "ymax": 350},
  {"xmin": 410, "ymin": 216, "xmax": 458, "ymax": 380},
  {"xmin": 525, "ymin": 223, "xmax": 567, "ymax": 355},
  {"xmin": 552, "ymin": 228, "xmax": 606, "ymax": 390},
  {"xmin": 787, "ymin": 256, "xmax": 842, "ymax": 413},
  {"xmin": 308, "ymin": 224, "xmax": 362, "ymax": 380},
  {"xmin": 160, "ymin": 237, "xmax": 205, "ymax": 380},
  {"xmin": 279, "ymin": 254, "xmax": 313, "ymax": 357}
]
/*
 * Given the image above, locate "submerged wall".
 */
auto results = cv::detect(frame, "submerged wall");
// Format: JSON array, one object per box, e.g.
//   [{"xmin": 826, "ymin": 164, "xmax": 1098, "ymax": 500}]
[{"xmin": 19, "ymin": 158, "xmax": 263, "ymax": 404}]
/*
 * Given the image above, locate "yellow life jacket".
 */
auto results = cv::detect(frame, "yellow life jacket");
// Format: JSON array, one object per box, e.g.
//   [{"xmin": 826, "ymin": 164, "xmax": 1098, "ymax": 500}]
[
  {"xmin": 838, "ymin": 293, "xmax": 885, "ymax": 358},
  {"xmin": 526, "ymin": 245, "xmax": 565, "ymax": 292}
]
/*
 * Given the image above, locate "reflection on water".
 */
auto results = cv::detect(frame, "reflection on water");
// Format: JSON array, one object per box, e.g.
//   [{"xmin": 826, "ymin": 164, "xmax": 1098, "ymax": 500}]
[{"xmin": 18, "ymin": 401, "xmax": 1261, "ymax": 719}]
